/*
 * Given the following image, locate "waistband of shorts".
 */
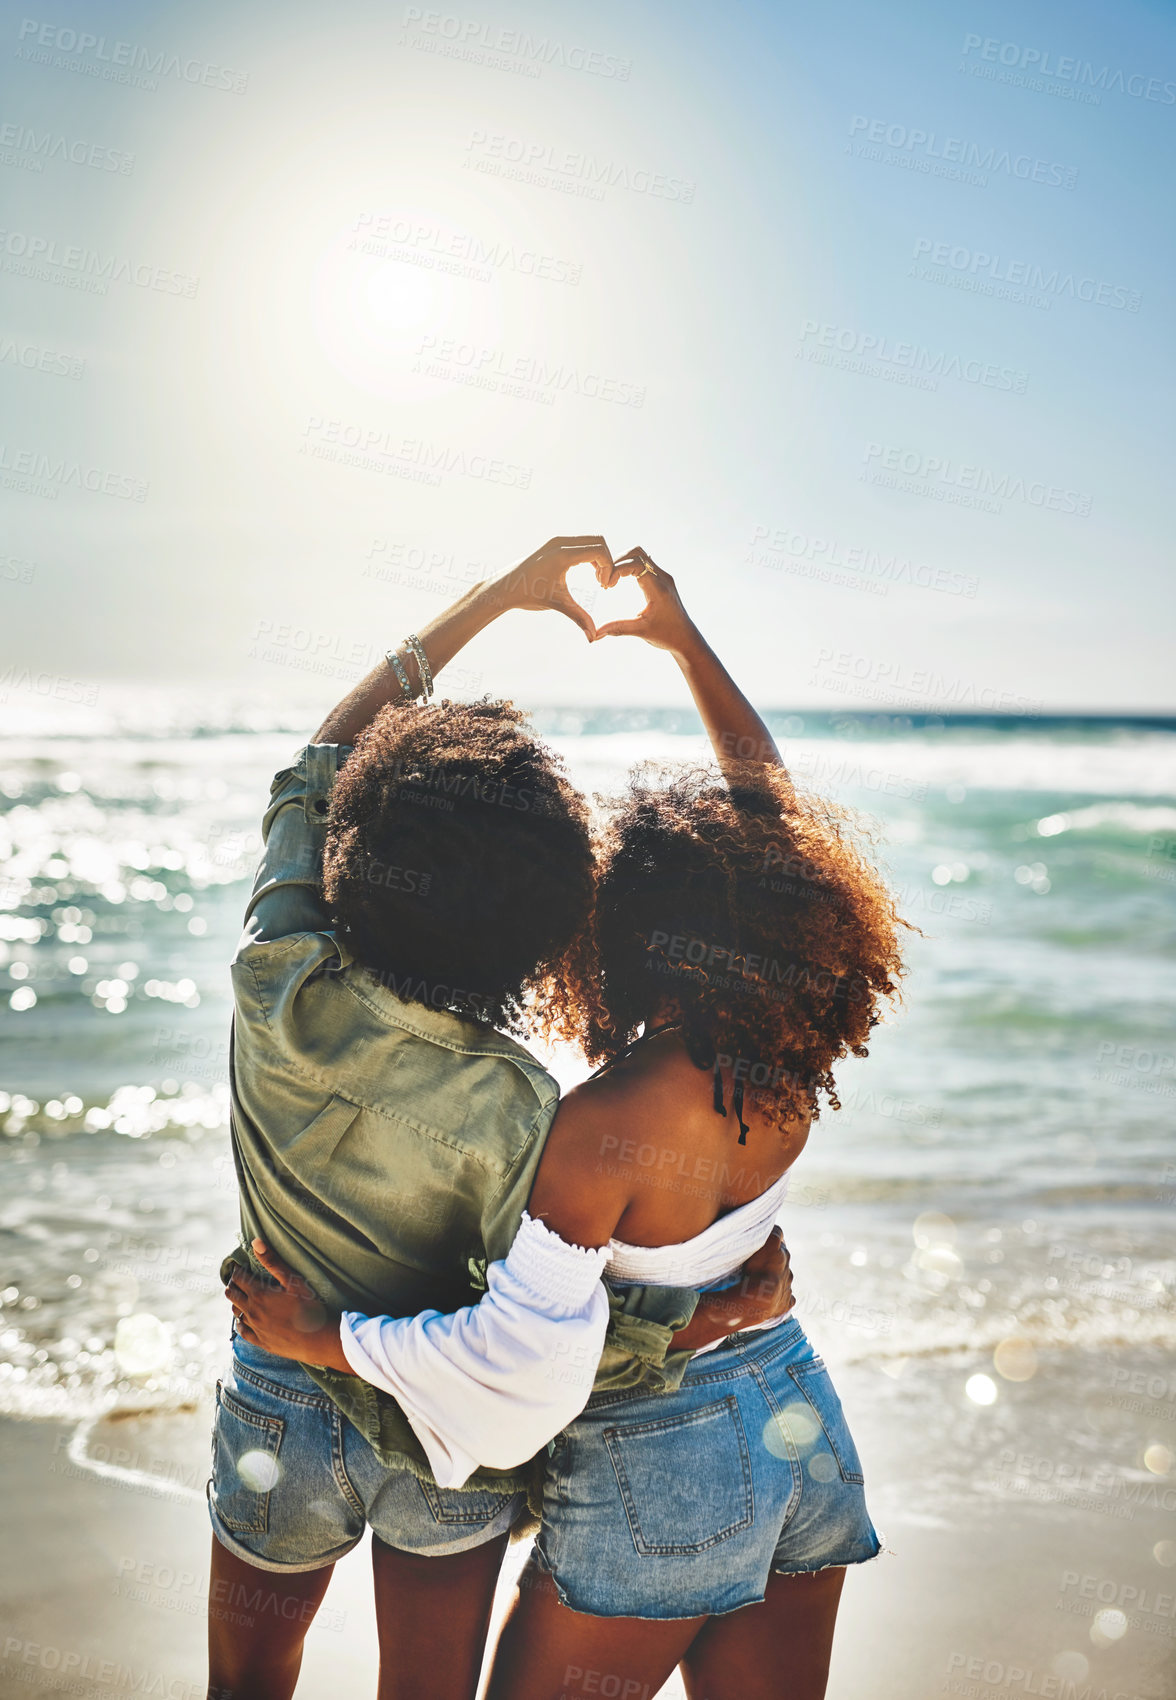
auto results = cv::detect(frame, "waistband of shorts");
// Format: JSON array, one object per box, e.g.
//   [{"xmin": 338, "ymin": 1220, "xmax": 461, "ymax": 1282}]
[{"xmin": 229, "ymin": 1333, "xmax": 334, "ymax": 1406}]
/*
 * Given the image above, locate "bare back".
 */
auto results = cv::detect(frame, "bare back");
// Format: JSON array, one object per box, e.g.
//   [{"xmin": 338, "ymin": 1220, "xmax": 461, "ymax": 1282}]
[{"xmin": 528, "ymin": 1027, "xmax": 812, "ymax": 1252}]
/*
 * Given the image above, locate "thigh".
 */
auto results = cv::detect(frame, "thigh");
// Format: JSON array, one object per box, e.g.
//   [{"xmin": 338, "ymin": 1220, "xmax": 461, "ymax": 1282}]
[
  {"xmin": 207, "ymin": 1533, "xmax": 336, "ymax": 1700},
  {"xmin": 681, "ymin": 1567, "xmax": 846, "ymax": 1700},
  {"xmin": 371, "ymin": 1529, "xmax": 510, "ymax": 1700},
  {"xmin": 486, "ymin": 1556, "xmax": 704, "ymax": 1700}
]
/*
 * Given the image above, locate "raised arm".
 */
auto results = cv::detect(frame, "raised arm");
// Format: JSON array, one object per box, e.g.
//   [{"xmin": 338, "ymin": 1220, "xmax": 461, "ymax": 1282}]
[
  {"xmin": 313, "ymin": 535, "xmax": 613, "ymax": 746},
  {"xmin": 595, "ymin": 545, "xmax": 784, "ymax": 776}
]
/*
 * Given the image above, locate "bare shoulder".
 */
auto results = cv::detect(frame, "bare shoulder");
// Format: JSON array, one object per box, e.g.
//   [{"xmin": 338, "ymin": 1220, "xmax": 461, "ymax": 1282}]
[{"xmin": 525, "ymin": 1074, "xmax": 638, "ymax": 1249}]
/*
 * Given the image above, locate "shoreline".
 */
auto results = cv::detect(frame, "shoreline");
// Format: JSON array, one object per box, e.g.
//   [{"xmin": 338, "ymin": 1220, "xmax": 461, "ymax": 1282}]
[{"xmin": 0, "ymin": 1344, "xmax": 1171, "ymax": 1699}]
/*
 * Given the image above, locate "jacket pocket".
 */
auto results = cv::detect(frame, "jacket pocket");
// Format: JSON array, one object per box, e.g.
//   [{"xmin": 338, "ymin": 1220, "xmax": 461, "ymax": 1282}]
[
  {"xmin": 603, "ymin": 1396, "xmax": 754, "ymax": 1556},
  {"xmin": 211, "ymin": 1380, "xmax": 285, "ymax": 1534}
]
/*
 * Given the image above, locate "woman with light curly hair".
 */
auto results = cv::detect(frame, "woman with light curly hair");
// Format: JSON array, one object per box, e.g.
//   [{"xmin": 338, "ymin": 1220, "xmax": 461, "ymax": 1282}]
[{"xmin": 231, "ymin": 547, "xmax": 908, "ymax": 1700}]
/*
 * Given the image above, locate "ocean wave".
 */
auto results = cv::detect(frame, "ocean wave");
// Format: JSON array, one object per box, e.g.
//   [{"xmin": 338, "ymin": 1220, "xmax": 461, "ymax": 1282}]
[
  {"xmin": 1033, "ymin": 801, "xmax": 1176, "ymax": 837},
  {"xmin": 552, "ymin": 733, "xmax": 1176, "ymax": 801}
]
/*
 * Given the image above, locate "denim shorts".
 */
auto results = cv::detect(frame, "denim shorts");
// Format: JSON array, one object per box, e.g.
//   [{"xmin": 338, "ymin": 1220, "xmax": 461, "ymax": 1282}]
[
  {"xmin": 534, "ymin": 1315, "xmax": 882, "ymax": 1619},
  {"xmin": 208, "ymin": 1330, "xmax": 526, "ymax": 1572}
]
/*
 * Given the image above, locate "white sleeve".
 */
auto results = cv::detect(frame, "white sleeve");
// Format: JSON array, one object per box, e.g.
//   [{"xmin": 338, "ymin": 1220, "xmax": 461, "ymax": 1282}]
[{"xmin": 338, "ymin": 1213, "xmax": 612, "ymax": 1489}]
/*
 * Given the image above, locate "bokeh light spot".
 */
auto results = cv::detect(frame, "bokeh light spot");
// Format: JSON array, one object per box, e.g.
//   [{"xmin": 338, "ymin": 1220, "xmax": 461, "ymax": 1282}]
[
  {"xmin": 913, "ymin": 1212, "xmax": 956, "ymax": 1249},
  {"xmin": 1090, "ymin": 1608, "xmax": 1127, "ymax": 1646},
  {"xmin": 238, "ymin": 1449, "xmax": 281, "ymax": 1493},
  {"xmin": 993, "ymin": 1338, "xmax": 1038, "ymax": 1382},
  {"xmin": 113, "ymin": 1313, "xmax": 172, "ymax": 1376}
]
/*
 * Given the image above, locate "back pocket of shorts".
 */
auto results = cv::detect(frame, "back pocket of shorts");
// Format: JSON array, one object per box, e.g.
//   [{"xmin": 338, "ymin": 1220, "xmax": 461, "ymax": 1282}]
[
  {"xmin": 211, "ymin": 1381, "xmax": 285, "ymax": 1534},
  {"xmin": 603, "ymin": 1396, "xmax": 754, "ymax": 1556},
  {"xmin": 787, "ymin": 1361, "xmax": 864, "ymax": 1484},
  {"xmin": 416, "ymin": 1479, "xmax": 519, "ymax": 1527}
]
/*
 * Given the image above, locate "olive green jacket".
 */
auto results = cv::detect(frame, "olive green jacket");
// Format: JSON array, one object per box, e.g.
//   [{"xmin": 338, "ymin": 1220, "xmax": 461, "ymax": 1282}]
[{"xmin": 220, "ymin": 744, "xmax": 699, "ymax": 1494}]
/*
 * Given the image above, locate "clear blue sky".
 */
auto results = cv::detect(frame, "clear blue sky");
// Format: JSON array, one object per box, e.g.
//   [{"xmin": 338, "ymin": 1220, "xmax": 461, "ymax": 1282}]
[{"xmin": 1, "ymin": 0, "xmax": 1173, "ymax": 709}]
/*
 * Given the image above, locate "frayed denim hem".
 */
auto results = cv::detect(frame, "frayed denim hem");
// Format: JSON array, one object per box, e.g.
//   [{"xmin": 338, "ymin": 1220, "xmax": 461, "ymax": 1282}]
[
  {"xmin": 529, "ymin": 1530, "xmax": 888, "ymax": 1622},
  {"xmin": 772, "ymin": 1526, "xmax": 891, "ymax": 1578}
]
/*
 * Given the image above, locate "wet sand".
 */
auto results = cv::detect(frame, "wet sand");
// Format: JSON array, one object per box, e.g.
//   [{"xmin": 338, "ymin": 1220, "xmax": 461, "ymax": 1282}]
[{"xmin": 0, "ymin": 1347, "xmax": 1172, "ymax": 1700}]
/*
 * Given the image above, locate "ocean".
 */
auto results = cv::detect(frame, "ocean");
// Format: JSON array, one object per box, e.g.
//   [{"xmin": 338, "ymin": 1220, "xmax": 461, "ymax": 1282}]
[{"xmin": 1, "ymin": 691, "xmax": 1174, "ymax": 1531}]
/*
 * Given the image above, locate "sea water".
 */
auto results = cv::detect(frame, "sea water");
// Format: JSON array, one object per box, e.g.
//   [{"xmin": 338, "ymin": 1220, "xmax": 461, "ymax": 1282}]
[{"xmin": 1, "ymin": 691, "xmax": 1173, "ymax": 1510}]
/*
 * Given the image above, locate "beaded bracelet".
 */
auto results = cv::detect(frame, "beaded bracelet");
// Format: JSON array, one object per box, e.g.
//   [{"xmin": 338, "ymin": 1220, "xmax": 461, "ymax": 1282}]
[
  {"xmin": 384, "ymin": 648, "xmax": 413, "ymax": 700},
  {"xmin": 405, "ymin": 634, "xmax": 434, "ymax": 699}
]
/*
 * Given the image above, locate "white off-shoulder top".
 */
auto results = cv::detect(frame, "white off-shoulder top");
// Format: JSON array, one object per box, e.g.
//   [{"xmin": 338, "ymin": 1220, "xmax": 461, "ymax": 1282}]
[
  {"xmin": 604, "ymin": 1173, "xmax": 790, "ymax": 1287},
  {"xmin": 340, "ymin": 1177, "xmax": 789, "ymax": 1490}
]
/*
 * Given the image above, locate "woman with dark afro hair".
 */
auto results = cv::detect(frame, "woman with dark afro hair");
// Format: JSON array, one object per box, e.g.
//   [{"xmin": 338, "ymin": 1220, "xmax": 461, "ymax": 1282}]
[
  {"xmin": 213, "ymin": 538, "xmax": 791, "ymax": 1700},
  {"xmin": 233, "ymin": 546, "xmax": 907, "ymax": 1700}
]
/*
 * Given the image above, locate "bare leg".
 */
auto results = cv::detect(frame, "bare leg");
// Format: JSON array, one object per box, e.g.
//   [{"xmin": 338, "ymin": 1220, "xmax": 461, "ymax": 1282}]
[
  {"xmin": 206, "ymin": 1534, "xmax": 336, "ymax": 1700},
  {"xmin": 681, "ymin": 1567, "xmax": 846, "ymax": 1700},
  {"xmin": 371, "ymin": 1530, "xmax": 510, "ymax": 1700},
  {"xmin": 486, "ymin": 1557, "xmax": 705, "ymax": 1700}
]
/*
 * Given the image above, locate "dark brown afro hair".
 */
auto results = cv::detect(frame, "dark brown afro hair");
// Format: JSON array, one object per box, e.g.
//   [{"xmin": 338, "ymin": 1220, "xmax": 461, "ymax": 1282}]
[
  {"xmin": 537, "ymin": 761, "xmax": 909, "ymax": 1128},
  {"xmin": 322, "ymin": 698, "xmax": 593, "ymax": 1035}
]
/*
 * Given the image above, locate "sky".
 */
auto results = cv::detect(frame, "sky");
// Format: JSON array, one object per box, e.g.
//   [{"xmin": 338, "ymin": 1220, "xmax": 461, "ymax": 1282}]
[{"xmin": 1, "ymin": 0, "xmax": 1174, "ymax": 712}]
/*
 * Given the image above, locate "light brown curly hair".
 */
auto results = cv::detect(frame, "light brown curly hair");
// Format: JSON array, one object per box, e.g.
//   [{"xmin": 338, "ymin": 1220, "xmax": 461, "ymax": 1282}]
[{"xmin": 535, "ymin": 761, "xmax": 909, "ymax": 1129}]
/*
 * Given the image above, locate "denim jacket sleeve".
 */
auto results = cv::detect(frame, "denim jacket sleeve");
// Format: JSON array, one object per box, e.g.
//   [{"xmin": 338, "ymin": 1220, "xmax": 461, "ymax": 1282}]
[{"xmin": 237, "ymin": 743, "xmax": 353, "ymax": 952}]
